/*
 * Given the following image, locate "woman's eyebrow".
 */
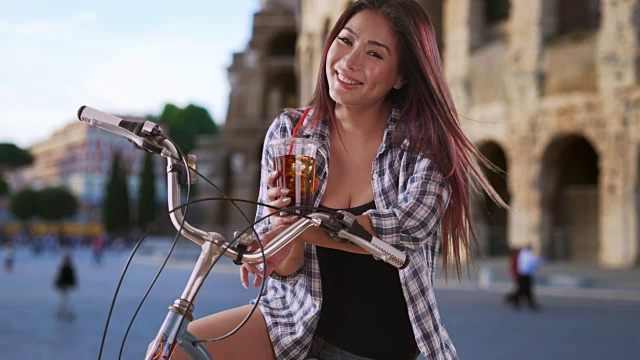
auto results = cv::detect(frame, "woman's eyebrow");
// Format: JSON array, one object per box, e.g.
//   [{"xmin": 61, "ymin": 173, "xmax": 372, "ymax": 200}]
[{"xmin": 343, "ymin": 26, "xmax": 391, "ymax": 54}]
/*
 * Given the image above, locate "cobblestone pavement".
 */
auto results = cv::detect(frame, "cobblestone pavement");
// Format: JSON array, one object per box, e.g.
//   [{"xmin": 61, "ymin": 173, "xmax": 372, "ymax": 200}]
[{"xmin": 1, "ymin": 244, "xmax": 639, "ymax": 359}]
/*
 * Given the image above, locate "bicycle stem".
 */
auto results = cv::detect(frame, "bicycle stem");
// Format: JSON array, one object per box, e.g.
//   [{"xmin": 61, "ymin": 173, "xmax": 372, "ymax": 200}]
[
  {"xmin": 163, "ymin": 139, "xmax": 332, "ymax": 319},
  {"xmin": 164, "ymin": 139, "xmax": 326, "ymax": 263}
]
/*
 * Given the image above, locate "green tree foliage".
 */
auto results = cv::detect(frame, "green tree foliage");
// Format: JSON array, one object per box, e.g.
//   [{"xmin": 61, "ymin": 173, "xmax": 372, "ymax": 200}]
[
  {"xmin": 9, "ymin": 188, "xmax": 39, "ymax": 220},
  {"xmin": 103, "ymin": 153, "xmax": 131, "ymax": 235},
  {"xmin": 137, "ymin": 152, "xmax": 156, "ymax": 229},
  {"xmin": 0, "ymin": 143, "xmax": 33, "ymax": 170},
  {"xmin": 38, "ymin": 187, "xmax": 78, "ymax": 221},
  {"xmin": 9, "ymin": 187, "xmax": 39, "ymax": 240},
  {"xmin": 154, "ymin": 103, "xmax": 218, "ymax": 152},
  {"xmin": 0, "ymin": 177, "xmax": 8, "ymax": 197}
]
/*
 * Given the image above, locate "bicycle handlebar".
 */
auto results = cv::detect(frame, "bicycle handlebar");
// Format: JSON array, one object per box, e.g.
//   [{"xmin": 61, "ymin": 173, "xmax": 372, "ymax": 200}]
[{"xmin": 77, "ymin": 106, "xmax": 409, "ymax": 269}]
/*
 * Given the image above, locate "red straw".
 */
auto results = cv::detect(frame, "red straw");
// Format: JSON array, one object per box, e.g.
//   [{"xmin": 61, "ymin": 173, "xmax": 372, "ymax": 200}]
[{"xmin": 288, "ymin": 107, "xmax": 311, "ymax": 155}]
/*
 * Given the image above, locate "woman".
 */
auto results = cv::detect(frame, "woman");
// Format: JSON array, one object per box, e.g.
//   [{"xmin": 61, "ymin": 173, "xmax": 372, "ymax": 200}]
[
  {"xmin": 180, "ymin": 1, "xmax": 503, "ymax": 359},
  {"xmin": 54, "ymin": 253, "xmax": 77, "ymax": 321}
]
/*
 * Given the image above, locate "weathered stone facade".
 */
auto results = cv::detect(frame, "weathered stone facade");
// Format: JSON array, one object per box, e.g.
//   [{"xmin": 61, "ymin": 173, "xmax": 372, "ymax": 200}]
[
  {"xmin": 194, "ymin": 0, "xmax": 300, "ymax": 234},
  {"xmin": 204, "ymin": 0, "xmax": 640, "ymax": 268}
]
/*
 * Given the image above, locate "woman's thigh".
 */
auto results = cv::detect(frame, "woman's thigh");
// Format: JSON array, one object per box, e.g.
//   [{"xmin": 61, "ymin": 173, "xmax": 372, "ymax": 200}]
[{"xmin": 173, "ymin": 304, "xmax": 275, "ymax": 360}]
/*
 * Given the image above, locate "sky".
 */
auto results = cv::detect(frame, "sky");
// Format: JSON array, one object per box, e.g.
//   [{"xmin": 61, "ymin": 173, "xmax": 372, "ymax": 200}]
[{"xmin": 0, "ymin": 0, "xmax": 260, "ymax": 148}]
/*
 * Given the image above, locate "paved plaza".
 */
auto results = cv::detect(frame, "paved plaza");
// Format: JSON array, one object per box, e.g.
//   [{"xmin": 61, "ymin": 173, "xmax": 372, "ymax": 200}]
[{"xmin": 1, "ymin": 242, "xmax": 639, "ymax": 359}]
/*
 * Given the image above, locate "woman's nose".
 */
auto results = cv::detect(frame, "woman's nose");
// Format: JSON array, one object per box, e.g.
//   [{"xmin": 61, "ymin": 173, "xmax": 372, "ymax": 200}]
[{"xmin": 342, "ymin": 49, "xmax": 362, "ymax": 71}]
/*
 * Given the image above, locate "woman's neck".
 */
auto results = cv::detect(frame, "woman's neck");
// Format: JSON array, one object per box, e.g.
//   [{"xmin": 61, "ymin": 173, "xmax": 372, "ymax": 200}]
[{"xmin": 333, "ymin": 101, "xmax": 392, "ymax": 138}]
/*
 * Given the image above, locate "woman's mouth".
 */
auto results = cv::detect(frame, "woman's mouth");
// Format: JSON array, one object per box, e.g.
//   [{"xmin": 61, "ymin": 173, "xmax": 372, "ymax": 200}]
[{"xmin": 337, "ymin": 72, "xmax": 363, "ymax": 86}]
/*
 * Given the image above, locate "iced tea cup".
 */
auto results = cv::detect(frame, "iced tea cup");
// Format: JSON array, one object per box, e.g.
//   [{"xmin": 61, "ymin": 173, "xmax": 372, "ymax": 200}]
[{"xmin": 269, "ymin": 138, "xmax": 321, "ymax": 215}]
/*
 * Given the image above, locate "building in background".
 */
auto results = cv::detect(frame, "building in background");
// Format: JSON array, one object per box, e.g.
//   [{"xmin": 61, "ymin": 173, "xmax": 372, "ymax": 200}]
[
  {"xmin": 194, "ymin": 0, "xmax": 300, "ymax": 234},
  {"xmin": 5, "ymin": 118, "xmax": 166, "ymax": 234},
  {"xmin": 196, "ymin": 0, "xmax": 640, "ymax": 268}
]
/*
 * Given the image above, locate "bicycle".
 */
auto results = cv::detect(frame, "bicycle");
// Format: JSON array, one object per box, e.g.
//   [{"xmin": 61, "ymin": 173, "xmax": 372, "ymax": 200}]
[{"xmin": 77, "ymin": 105, "xmax": 409, "ymax": 359}]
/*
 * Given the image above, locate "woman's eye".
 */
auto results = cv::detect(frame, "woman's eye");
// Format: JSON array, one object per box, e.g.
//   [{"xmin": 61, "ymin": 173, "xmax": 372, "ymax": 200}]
[
  {"xmin": 338, "ymin": 36, "xmax": 352, "ymax": 45},
  {"xmin": 368, "ymin": 51, "xmax": 383, "ymax": 59}
]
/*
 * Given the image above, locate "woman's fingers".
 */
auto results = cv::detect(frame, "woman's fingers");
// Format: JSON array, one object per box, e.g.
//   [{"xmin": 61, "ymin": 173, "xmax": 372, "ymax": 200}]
[
  {"xmin": 267, "ymin": 170, "xmax": 279, "ymax": 188},
  {"xmin": 240, "ymin": 263, "xmax": 266, "ymax": 289},
  {"xmin": 266, "ymin": 186, "xmax": 290, "ymax": 202}
]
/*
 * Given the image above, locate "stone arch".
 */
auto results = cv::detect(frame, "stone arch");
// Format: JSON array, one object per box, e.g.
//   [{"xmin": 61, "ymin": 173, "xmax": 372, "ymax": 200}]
[
  {"xmin": 473, "ymin": 140, "xmax": 510, "ymax": 256},
  {"xmin": 265, "ymin": 70, "xmax": 297, "ymax": 120},
  {"xmin": 540, "ymin": 134, "xmax": 600, "ymax": 263},
  {"xmin": 267, "ymin": 31, "xmax": 297, "ymax": 56},
  {"xmin": 551, "ymin": 0, "xmax": 601, "ymax": 37},
  {"xmin": 469, "ymin": 0, "xmax": 510, "ymax": 49},
  {"xmin": 636, "ymin": 144, "xmax": 640, "ymax": 265},
  {"xmin": 264, "ymin": 30, "xmax": 298, "ymax": 120}
]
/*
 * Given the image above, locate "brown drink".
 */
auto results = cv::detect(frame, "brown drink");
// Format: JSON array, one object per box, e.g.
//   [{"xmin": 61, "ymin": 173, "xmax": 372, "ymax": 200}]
[
  {"xmin": 269, "ymin": 137, "xmax": 321, "ymax": 215},
  {"xmin": 273, "ymin": 154, "xmax": 316, "ymax": 215}
]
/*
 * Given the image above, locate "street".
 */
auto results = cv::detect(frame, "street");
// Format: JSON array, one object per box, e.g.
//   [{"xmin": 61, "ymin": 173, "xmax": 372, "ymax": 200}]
[{"xmin": 1, "ymin": 245, "xmax": 639, "ymax": 359}]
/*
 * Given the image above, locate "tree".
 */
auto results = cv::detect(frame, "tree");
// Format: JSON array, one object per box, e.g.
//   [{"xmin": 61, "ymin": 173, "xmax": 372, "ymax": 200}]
[
  {"xmin": 38, "ymin": 187, "xmax": 78, "ymax": 221},
  {"xmin": 137, "ymin": 152, "xmax": 156, "ymax": 230},
  {"xmin": 103, "ymin": 153, "xmax": 131, "ymax": 236},
  {"xmin": 9, "ymin": 188, "xmax": 39, "ymax": 240},
  {"xmin": 155, "ymin": 103, "xmax": 218, "ymax": 152},
  {"xmin": 0, "ymin": 143, "xmax": 33, "ymax": 170},
  {"xmin": 38, "ymin": 187, "xmax": 78, "ymax": 245},
  {"xmin": 0, "ymin": 177, "xmax": 8, "ymax": 197},
  {"xmin": 0, "ymin": 143, "xmax": 33, "ymax": 198}
]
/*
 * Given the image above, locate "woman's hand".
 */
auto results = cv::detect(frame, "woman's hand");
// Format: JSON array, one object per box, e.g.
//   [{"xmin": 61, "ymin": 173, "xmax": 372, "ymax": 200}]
[
  {"xmin": 240, "ymin": 225, "xmax": 298, "ymax": 288},
  {"xmin": 265, "ymin": 170, "xmax": 299, "ymax": 226}
]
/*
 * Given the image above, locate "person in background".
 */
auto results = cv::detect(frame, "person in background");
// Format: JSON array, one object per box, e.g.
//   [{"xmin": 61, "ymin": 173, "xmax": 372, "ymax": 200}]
[
  {"xmin": 176, "ymin": 1, "xmax": 505, "ymax": 359},
  {"xmin": 514, "ymin": 245, "xmax": 544, "ymax": 311},
  {"xmin": 54, "ymin": 253, "xmax": 77, "ymax": 321},
  {"xmin": 3, "ymin": 241, "xmax": 14, "ymax": 273},
  {"xmin": 504, "ymin": 246, "xmax": 521, "ymax": 307}
]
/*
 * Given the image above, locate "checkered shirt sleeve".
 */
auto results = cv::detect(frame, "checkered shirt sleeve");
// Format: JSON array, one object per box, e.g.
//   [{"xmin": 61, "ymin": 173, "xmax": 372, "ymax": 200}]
[{"xmin": 254, "ymin": 108, "xmax": 459, "ymax": 360}]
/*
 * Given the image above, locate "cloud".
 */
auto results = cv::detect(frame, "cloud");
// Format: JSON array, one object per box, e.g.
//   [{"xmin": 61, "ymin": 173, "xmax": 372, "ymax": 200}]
[
  {"xmin": 71, "ymin": 12, "xmax": 98, "ymax": 23},
  {"xmin": 15, "ymin": 20, "xmax": 72, "ymax": 38},
  {"xmin": 82, "ymin": 35, "xmax": 230, "ymax": 120},
  {"xmin": 1, "ymin": 12, "xmax": 98, "ymax": 39}
]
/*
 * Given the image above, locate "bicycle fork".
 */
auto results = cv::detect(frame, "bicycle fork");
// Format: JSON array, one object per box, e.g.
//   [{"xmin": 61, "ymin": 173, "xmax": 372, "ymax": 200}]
[{"xmin": 145, "ymin": 240, "xmax": 223, "ymax": 360}]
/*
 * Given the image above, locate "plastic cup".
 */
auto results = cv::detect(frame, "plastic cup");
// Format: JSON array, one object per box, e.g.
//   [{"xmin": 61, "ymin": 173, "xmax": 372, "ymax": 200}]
[{"xmin": 269, "ymin": 138, "xmax": 321, "ymax": 215}]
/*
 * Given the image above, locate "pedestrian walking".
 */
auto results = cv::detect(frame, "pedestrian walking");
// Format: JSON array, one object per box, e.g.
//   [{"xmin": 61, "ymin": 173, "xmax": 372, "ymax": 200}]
[
  {"xmin": 512, "ymin": 245, "xmax": 543, "ymax": 311},
  {"xmin": 91, "ymin": 234, "xmax": 105, "ymax": 266},
  {"xmin": 54, "ymin": 253, "xmax": 77, "ymax": 321},
  {"xmin": 3, "ymin": 242, "xmax": 14, "ymax": 273}
]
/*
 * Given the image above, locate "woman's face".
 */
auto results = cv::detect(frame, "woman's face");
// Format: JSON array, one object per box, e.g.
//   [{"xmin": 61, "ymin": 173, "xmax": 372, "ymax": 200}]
[{"xmin": 325, "ymin": 9, "xmax": 404, "ymax": 110}]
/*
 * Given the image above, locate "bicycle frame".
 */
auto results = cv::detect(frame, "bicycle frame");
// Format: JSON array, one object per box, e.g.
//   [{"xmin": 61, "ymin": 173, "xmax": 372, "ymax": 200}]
[
  {"xmin": 144, "ymin": 140, "xmax": 326, "ymax": 360},
  {"xmin": 73, "ymin": 107, "xmax": 406, "ymax": 359}
]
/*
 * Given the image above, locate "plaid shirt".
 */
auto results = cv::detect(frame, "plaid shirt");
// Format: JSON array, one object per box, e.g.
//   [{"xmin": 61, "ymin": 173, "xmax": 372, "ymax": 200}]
[{"xmin": 254, "ymin": 108, "xmax": 458, "ymax": 360}]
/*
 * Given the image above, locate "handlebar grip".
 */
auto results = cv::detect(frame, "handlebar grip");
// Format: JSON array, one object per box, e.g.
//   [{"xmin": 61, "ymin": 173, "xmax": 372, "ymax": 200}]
[
  {"xmin": 368, "ymin": 236, "xmax": 409, "ymax": 269},
  {"xmin": 340, "ymin": 219, "xmax": 409, "ymax": 269}
]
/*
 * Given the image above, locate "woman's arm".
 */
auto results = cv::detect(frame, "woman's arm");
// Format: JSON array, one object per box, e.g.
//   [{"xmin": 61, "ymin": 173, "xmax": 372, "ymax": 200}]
[{"xmin": 272, "ymin": 213, "xmax": 376, "ymax": 276}]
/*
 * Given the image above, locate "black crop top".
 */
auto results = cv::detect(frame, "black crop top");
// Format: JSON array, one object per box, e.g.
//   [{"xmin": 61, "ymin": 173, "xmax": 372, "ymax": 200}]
[{"xmin": 315, "ymin": 201, "xmax": 419, "ymax": 359}]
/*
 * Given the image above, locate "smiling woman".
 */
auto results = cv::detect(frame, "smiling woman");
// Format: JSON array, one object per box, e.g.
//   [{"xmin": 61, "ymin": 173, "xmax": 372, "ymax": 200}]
[{"xmin": 174, "ymin": 1, "xmax": 505, "ymax": 359}]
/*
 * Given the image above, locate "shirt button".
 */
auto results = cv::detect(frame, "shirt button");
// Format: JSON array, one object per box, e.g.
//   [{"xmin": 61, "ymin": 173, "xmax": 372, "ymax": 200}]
[{"xmin": 372, "ymin": 173, "xmax": 378, "ymax": 180}]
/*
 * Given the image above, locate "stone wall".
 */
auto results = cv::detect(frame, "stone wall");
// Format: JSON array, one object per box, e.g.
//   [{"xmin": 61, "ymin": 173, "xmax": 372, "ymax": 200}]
[{"xmin": 208, "ymin": 0, "xmax": 640, "ymax": 266}]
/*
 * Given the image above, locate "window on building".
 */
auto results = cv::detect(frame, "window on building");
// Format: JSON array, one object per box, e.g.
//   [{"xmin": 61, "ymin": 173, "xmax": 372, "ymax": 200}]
[
  {"xmin": 555, "ymin": 0, "xmax": 601, "ymax": 35},
  {"xmin": 485, "ymin": 0, "xmax": 510, "ymax": 26},
  {"xmin": 470, "ymin": 0, "xmax": 511, "ymax": 49},
  {"xmin": 268, "ymin": 32, "xmax": 297, "ymax": 57}
]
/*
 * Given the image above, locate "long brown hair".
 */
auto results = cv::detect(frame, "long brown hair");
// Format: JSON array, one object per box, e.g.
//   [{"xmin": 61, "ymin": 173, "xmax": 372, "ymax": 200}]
[{"xmin": 307, "ymin": 0, "xmax": 506, "ymax": 277}]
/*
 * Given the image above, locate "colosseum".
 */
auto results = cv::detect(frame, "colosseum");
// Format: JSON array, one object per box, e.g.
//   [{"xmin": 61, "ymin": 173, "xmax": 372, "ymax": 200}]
[{"xmin": 197, "ymin": 0, "xmax": 639, "ymax": 268}]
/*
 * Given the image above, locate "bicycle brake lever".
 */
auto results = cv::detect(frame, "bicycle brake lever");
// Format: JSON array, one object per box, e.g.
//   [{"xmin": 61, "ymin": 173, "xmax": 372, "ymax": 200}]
[{"xmin": 317, "ymin": 212, "xmax": 349, "ymax": 243}]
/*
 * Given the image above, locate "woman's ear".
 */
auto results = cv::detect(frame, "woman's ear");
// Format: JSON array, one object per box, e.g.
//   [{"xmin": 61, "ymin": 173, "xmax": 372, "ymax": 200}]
[{"xmin": 393, "ymin": 77, "xmax": 406, "ymax": 90}]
